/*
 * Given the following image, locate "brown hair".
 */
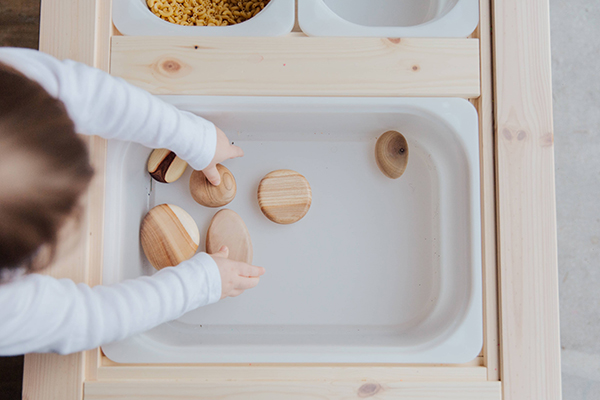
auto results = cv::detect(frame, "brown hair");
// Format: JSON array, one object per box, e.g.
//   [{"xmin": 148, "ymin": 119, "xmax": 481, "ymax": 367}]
[{"xmin": 0, "ymin": 62, "xmax": 94, "ymax": 273}]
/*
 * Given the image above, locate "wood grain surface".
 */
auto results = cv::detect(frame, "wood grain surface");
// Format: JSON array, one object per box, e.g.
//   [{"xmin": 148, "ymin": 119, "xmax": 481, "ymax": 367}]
[
  {"xmin": 84, "ymin": 381, "xmax": 502, "ymax": 400},
  {"xmin": 140, "ymin": 204, "xmax": 200, "ymax": 270},
  {"xmin": 258, "ymin": 169, "xmax": 311, "ymax": 225},
  {"xmin": 189, "ymin": 164, "xmax": 236, "ymax": 207},
  {"xmin": 493, "ymin": 0, "xmax": 561, "ymax": 398},
  {"xmin": 110, "ymin": 36, "xmax": 481, "ymax": 98},
  {"xmin": 472, "ymin": 0, "xmax": 500, "ymax": 381},
  {"xmin": 96, "ymin": 363, "xmax": 488, "ymax": 382},
  {"xmin": 206, "ymin": 209, "xmax": 252, "ymax": 264},
  {"xmin": 375, "ymin": 130, "xmax": 409, "ymax": 179}
]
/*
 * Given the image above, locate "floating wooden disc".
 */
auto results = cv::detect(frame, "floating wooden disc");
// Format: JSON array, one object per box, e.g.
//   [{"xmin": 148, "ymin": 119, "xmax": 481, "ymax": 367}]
[
  {"xmin": 375, "ymin": 130, "xmax": 409, "ymax": 179},
  {"xmin": 147, "ymin": 149, "xmax": 188, "ymax": 183},
  {"xmin": 206, "ymin": 209, "xmax": 253, "ymax": 264},
  {"xmin": 189, "ymin": 164, "xmax": 236, "ymax": 207},
  {"xmin": 257, "ymin": 169, "xmax": 312, "ymax": 224},
  {"xmin": 140, "ymin": 204, "xmax": 200, "ymax": 270}
]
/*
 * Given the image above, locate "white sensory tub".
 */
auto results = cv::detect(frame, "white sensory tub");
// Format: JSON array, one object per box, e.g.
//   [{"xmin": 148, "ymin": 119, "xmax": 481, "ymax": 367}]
[{"xmin": 101, "ymin": 97, "xmax": 483, "ymax": 364}]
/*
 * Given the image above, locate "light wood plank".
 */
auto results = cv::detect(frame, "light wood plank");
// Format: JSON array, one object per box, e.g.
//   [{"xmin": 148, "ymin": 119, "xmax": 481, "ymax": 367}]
[
  {"xmin": 84, "ymin": 381, "xmax": 501, "ymax": 400},
  {"xmin": 493, "ymin": 0, "xmax": 561, "ymax": 398},
  {"xmin": 473, "ymin": 0, "xmax": 500, "ymax": 382},
  {"xmin": 83, "ymin": 135, "xmax": 108, "ymax": 383},
  {"xmin": 95, "ymin": 0, "xmax": 113, "ymax": 73},
  {"xmin": 24, "ymin": 0, "xmax": 112, "ymax": 398},
  {"xmin": 96, "ymin": 364, "xmax": 487, "ymax": 382},
  {"xmin": 84, "ymin": 0, "xmax": 112, "ymax": 382},
  {"xmin": 38, "ymin": 0, "xmax": 95, "ymax": 62},
  {"xmin": 110, "ymin": 36, "xmax": 480, "ymax": 98},
  {"xmin": 23, "ymin": 352, "xmax": 85, "ymax": 400}
]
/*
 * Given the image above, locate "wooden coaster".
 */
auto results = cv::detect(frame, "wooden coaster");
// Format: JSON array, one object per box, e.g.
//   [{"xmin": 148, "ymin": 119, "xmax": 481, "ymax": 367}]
[
  {"xmin": 140, "ymin": 204, "xmax": 199, "ymax": 270},
  {"xmin": 189, "ymin": 164, "xmax": 237, "ymax": 207},
  {"xmin": 206, "ymin": 209, "xmax": 253, "ymax": 264},
  {"xmin": 147, "ymin": 149, "xmax": 188, "ymax": 183},
  {"xmin": 257, "ymin": 169, "xmax": 312, "ymax": 224},
  {"xmin": 375, "ymin": 130, "xmax": 409, "ymax": 179}
]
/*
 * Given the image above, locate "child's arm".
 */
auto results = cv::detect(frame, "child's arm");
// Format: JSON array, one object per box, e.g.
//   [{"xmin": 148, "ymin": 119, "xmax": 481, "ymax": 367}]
[
  {"xmin": 0, "ymin": 48, "xmax": 223, "ymax": 172},
  {"xmin": 0, "ymin": 249, "xmax": 264, "ymax": 356}
]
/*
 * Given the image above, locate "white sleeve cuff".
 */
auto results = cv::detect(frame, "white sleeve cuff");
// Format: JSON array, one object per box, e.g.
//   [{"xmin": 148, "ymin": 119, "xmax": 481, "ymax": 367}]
[
  {"xmin": 190, "ymin": 252, "xmax": 221, "ymax": 305},
  {"xmin": 179, "ymin": 113, "xmax": 218, "ymax": 171}
]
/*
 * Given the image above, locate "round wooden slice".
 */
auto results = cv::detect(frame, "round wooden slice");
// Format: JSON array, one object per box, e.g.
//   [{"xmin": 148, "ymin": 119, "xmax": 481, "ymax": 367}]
[
  {"xmin": 147, "ymin": 149, "xmax": 188, "ymax": 183},
  {"xmin": 375, "ymin": 130, "xmax": 409, "ymax": 179},
  {"xmin": 257, "ymin": 169, "xmax": 312, "ymax": 224},
  {"xmin": 140, "ymin": 204, "xmax": 200, "ymax": 270},
  {"xmin": 189, "ymin": 164, "xmax": 237, "ymax": 207},
  {"xmin": 206, "ymin": 209, "xmax": 253, "ymax": 264}
]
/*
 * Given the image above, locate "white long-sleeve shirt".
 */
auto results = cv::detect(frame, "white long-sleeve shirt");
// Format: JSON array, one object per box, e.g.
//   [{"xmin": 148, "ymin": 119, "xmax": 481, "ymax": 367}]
[{"xmin": 0, "ymin": 48, "xmax": 222, "ymax": 355}]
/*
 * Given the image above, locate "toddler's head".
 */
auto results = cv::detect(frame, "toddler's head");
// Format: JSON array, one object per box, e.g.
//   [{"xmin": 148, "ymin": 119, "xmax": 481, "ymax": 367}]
[{"xmin": 0, "ymin": 63, "xmax": 94, "ymax": 274}]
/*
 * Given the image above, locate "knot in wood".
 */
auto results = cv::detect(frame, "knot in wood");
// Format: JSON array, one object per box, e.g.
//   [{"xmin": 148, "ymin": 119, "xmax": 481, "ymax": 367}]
[
  {"xmin": 540, "ymin": 132, "xmax": 554, "ymax": 147},
  {"xmin": 357, "ymin": 383, "xmax": 382, "ymax": 398},
  {"xmin": 161, "ymin": 59, "xmax": 182, "ymax": 73},
  {"xmin": 388, "ymin": 38, "xmax": 401, "ymax": 44}
]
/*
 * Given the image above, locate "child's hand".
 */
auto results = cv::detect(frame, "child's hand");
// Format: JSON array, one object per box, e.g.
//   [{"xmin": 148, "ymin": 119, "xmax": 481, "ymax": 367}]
[
  {"xmin": 202, "ymin": 127, "xmax": 244, "ymax": 186},
  {"xmin": 210, "ymin": 246, "xmax": 265, "ymax": 299}
]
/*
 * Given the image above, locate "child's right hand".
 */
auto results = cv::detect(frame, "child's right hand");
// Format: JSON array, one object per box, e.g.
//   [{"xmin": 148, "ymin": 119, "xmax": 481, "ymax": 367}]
[
  {"xmin": 210, "ymin": 246, "xmax": 265, "ymax": 299},
  {"xmin": 202, "ymin": 127, "xmax": 244, "ymax": 186}
]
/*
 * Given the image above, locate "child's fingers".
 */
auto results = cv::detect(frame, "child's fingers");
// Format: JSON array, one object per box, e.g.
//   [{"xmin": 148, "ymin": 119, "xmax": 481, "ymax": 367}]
[
  {"xmin": 202, "ymin": 165, "xmax": 221, "ymax": 186},
  {"xmin": 235, "ymin": 276, "xmax": 261, "ymax": 290},
  {"xmin": 238, "ymin": 264, "xmax": 265, "ymax": 277},
  {"xmin": 227, "ymin": 144, "xmax": 244, "ymax": 159},
  {"xmin": 212, "ymin": 245, "xmax": 229, "ymax": 259},
  {"xmin": 210, "ymin": 246, "xmax": 229, "ymax": 260}
]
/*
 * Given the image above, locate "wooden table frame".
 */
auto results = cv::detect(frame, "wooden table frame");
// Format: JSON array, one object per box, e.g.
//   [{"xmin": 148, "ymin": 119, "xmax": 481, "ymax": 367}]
[{"xmin": 22, "ymin": 0, "xmax": 561, "ymax": 399}]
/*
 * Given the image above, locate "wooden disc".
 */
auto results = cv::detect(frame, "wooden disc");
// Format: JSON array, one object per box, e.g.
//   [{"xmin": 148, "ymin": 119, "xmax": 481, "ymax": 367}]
[
  {"xmin": 206, "ymin": 209, "xmax": 253, "ymax": 264},
  {"xmin": 140, "ymin": 204, "xmax": 200, "ymax": 270},
  {"xmin": 375, "ymin": 130, "xmax": 409, "ymax": 179},
  {"xmin": 189, "ymin": 164, "xmax": 237, "ymax": 207},
  {"xmin": 257, "ymin": 169, "xmax": 312, "ymax": 224},
  {"xmin": 147, "ymin": 149, "xmax": 188, "ymax": 183}
]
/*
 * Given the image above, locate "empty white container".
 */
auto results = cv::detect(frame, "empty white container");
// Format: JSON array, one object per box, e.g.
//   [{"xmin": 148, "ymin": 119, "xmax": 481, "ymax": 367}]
[
  {"xmin": 112, "ymin": 0, "xmax": 295, "ymax": 36},
  {"xmin": 101, "ymin": 96, "xmax": 482, "ymax": 364},
  {"xmin": 298, "ymin": 0, "xmax": 479, "ymax": 37}
]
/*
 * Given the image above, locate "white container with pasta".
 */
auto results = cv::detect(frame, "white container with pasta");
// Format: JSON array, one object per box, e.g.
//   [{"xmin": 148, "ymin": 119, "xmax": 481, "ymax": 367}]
[{"xmin": 113, "ymin": 0, "xmax": 295, "ymax": 36}]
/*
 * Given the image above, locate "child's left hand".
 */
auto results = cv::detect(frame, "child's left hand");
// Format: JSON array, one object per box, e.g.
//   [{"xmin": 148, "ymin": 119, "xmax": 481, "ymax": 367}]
[{"xmin": 202, "ymin": 127, "xmax": 244, "ymax": 186}]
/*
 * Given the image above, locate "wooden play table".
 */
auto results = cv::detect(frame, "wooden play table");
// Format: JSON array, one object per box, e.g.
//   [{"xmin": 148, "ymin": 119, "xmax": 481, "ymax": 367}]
[{"xmin": 23, "ymin": 0, "xmax": 560, "ymax": 398}]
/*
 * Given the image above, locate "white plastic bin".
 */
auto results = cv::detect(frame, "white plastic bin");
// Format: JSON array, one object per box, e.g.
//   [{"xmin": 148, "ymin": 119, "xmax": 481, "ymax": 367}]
[
  {"xmin": 113, "ymin": 0, "xmax": 295, "ymax": 36},
  {"xmin": 298, "ymin": 0, "xmax": 479, "ymax": 37},
  {"xmin": 101, "ymin": 97, "xmax": 482, "ymax": 364}
]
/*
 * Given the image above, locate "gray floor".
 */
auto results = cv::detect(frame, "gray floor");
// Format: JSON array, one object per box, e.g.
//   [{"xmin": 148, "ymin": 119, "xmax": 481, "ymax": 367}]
[
  {"xmin": 551, "ymin": 1, "xmax": 600, "ymax": 399},
  {"xmin": 0, "ymin": 1, "xmax": 595, "ymax": 399}
]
